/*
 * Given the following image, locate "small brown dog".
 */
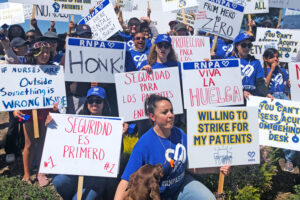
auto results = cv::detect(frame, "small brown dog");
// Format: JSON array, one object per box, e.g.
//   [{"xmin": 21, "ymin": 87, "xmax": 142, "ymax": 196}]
[{"xmin": 125, "ymin": 163, "xmax": 164, "ymax": 200}]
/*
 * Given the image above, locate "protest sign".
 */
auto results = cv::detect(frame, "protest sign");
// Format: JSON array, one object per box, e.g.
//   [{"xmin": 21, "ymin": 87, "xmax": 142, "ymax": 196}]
[
  {"xmin": 114, "ymin": 67, "xmax": 183, "ymax": 122},
  {"xmin": 176, "ymin": 12, "xmax": 195, "ymax": 27},
  {"xmin": 256, "ymin": 28, "xmax": 300, "ymax": 62},
  {"xmin": 283, "ymin": 15, "xmax": 300, "ymax": 29},
  {"xmin": 194, "ymin": 0, "xmax": 244, "ymax": 40},
  {"xmin": 64, "ymin": 38, "xmax": 125, "ymax": 83},
  {"xmin": 161, "ymin": 0, "xmax": 198, "ymax": 12},
  {"xmin": 269, "ymin": 0, "xmax": 300, "ymax": 9},
  {"xmin": 289, "ymin": 63, "xmax": 300, "ymax": 101},
  {"xmin": 182, "ymin": 59, "xmax": 244, "ymax": 108},
  {"xmin": 171, "ymin": 36, "xmax": 211, "ymax": 62},
  {"xmin": 35, "ymin": 4, "xmax": 69, "ymax": 22},
  {"xmin": 232, "ymin": 0, "xmax": 268, "ymax": 14},
  {"xmin": 23, "ymin": 4, "xmax": 33, "ymax": 20},
  {"xmin": 187, "ymin": 107, "xmax": 260, "ymax": 168},
  {"xmin": 247, "ymin": 96, "xmax": 300, "ymax": 151},
  {"xmin": 250, "ymin": 41, "xmax": 278, "ymax": 63},
  {"xmin": 39, "ymin": 113, "xmax": 123, "ymax": 177},
  {"xmin": 110, "ymin": 0, "xmax": 135, "ymax": 11},
  {"xmin": 78, "ymin": 0, "xmax": 122, "ymax": 41},
  {"xmin": 0, "ymin": 3, "xmax": 24, "ymax": 26},
  {"xmin": 0, "ymin": 65, "xmax": 66, "ymax": 112}
]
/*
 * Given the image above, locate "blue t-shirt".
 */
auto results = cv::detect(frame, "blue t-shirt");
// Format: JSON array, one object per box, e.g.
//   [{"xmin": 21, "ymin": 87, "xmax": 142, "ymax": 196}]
[
  {"xmin": 121, "ymin": 127, "xmax": 187, "ymax": 197},
  {"xmin": 51, "ymin": 51, "xmax": 64, "ymax": 66},
  {"xmin": 125, "ymin": 48, "xmax": 150, "ymax": 72},
  {"xmin": 212, "ymin": 38, "xmax": 233, "ymax": 59},
  {"xmin": 228, "ymin": 55, "xmax": 264, "ymax": 92},
  {"xmin": 267, "ymin": 67, "xmax": 289, "ymax": 94}
]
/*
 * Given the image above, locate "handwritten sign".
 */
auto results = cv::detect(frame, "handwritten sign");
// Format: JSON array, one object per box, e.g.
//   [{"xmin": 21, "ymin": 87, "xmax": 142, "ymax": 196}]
[
  {"xmin": 187, "ymin": 107, "xmax": 260, "ymax": 168},
  {"xmin": 289, "ymin": 63, "xmax": 300, "ymax": 101},
  {"xmin": 114, "ymin": 68, "xmax": 183, "ymax": 122},
  {"xmin": 232, "ymin": 0, "xmax": 269, "ymax": 14},
  {"xmin": 110, "ymin": 0, "xmax": 135, "ymax": 11},
  {"xmin": 64, "ymin": 38, "xmax": 125, "ymax": 83},
  {"xmin": 0, "ymin": 65, "xmax": 66, "ymax": 112},
  {"xmin": 269, "ymin": 0, "xmax": 300, "ymax": 9},
  {"xmin": 171, "ymin": 36, "xmax": 211, "ymax": 62},
  {"xmin": 22, "ymin": 4, "xmax": 33, "ymax": 20},
  {"xmin": 194, "ymin": 0, "xmax": 244, "ymax": 40},
  {"xmin": 161, "ymin": 0, "xmax": 198, "ymax": 12},
  {"xmin": 247, "ymin": 96, "xmax": 300, "ymax": 151},
  {"xmin": 0, "ymin": 3, "xmax": 24, "ymax": 26},
  {"xmin": 182, "ymin": 59, "xmax": 244, "ymax": 108},
  {"xmin": 250, "ymin": 41, "xmax": 278, "ymax": 63},
  {"xmin": 256, "ymin": 28, "xmax": 300, "ymax": 62},
  {"xmin": 35, "ymin": 4, "xmax": 69, "ymax": 22},
  {"xmin": 39, "ymin": 113, "xmax": 123, "ymax": 177},
  {"xmin": 78, "ymin": 0, "xmax": 122, "ymax": 41}
]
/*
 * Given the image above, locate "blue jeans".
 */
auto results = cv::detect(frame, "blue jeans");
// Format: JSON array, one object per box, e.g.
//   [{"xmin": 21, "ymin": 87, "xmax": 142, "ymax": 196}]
[
  {"xmin": 53, "ymin": 175, "xmax": 114, "ymax": 200},
  {"xmin": 272, "ymin": 92, "xmax": 296, "ymax": 162}
]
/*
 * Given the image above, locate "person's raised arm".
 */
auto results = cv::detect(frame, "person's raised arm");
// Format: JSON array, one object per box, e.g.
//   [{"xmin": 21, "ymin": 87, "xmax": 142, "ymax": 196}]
[{"xmin": 31, "ymin": 18, "xmax": 42, "ymax": 37}]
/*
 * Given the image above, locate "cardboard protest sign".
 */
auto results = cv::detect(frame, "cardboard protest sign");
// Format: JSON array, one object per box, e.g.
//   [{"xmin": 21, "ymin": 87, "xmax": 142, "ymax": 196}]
[
  {"xmin": 161, "ymin": 0, "xmax": 198, "ymax": 12},
  {"xmin": 171, "ymin": 36, "xmax": 211, "ymax": 62},
  {"xmin": 22, "ymin": 4, "xmax": 33, "ymax": 20},
  {"xmin": 182, "ymin": 59, "xmax": 244, "ymax": 108},
  {"xmin": 289, "ymin": 63, "xmax": 300, "ymax": 101},
  {"xmin": 250, "ymin": 41, "xmax": 278, "ymax": 63},
  {"xmin": 35, "ymin": 4, "xmax": 69, "ymax": 22},
  {"xmin": 0, "ymin": 65, "xmax": 66, "ymax": 112},
  {"xmin": 0, "ymin": 3, "xmax": 24, "ymax": 26},
  {"xmin": 269, "ymin": 0, "xmax": 300, "ymax": 9},
  {"xmin": 247, "ymin": 96, "xmax": 300, "ymax": 151},
  {"xmin": 39, "ymin": 113, "xmax": 123, "ymax": 177},
  {"xmin": 194, "ymin": 0, "xmax": 244, "ymax": 40},
  {"xmin": 115, "ymin": 68, "xmax": 183, "ymax": 122},
  {"xmin": 64, "ymin": 38, "xmax": 126, "ymax": 83},
  {"xmin": 232, "ymin": 0, "xmax": 269, "ymax": 14},
  {"xmin": 187, "ymin": 107, "xmax": 260, "ymax": 168},
  {"xmin": 176, "ymin": 12, "xmax": 195, "ymax": 27}
]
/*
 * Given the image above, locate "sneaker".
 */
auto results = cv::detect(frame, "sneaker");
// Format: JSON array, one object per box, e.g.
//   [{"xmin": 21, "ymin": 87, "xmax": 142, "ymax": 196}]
[
  {"xmin": 284, "ymin": 161, "xmax": 294, "ymax": 172},
  {"xmin": 5, "ymin": 154, "xmax": 15, "ymax": 163}
]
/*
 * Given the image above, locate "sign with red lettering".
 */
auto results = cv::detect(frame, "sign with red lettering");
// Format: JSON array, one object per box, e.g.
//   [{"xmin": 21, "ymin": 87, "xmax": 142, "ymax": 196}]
[
  {"xmin": 289, "ymin": 63, "xmax": 300, "ymax": 101},
  {"xmin": 182, "ymin": 59, "xmax": 244, "ymax": 108},
  {"xmin": 171, "ymin": 36, "xmax": 211, "ymax": 62},
  {"xmin": 114, "ymin": 68, "xmax": 183, "ymax": 122},
  {"xmin": 39, "ymin": 113, "xmax": 123, "ymax": 177}
]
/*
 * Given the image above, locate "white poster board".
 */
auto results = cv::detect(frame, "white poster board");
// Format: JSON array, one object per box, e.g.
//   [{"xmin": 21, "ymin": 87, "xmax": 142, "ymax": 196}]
[
  {"xmin": 171, "ymin": 36, "xmax": 211, "ymax": 62},
  {"xmin": 23, "ymin": 4, "xmax": 33, "ymax": 20},
  {"xmin": 234, "ymin": 0, "xmax": 269, "ymax": 14},
  {"xmin": 161, "ymin": 0, "xmax": 198, "ymax": 12},
  {"xmin": 110, "ymin": 0, "xmax": 135, "ymax": 11},
  {"xmin": 250, "ymin": 41, "xmax": 278, "ymax": 63},
  {"xmin": 187, "ymin": 107, "xmax": 260, "ymax": 168},
  {"xmin": 256, "ymin": 28, "xmax": 300, "ymax": 62},
  {"xmin": 115, "ymin": 67, "xmax": 183, "ymax": 122},
  {"xmin": 269, "ymin": 0, "xmax": 300, "ymax": 9},
  {"xmin": 78, "ymin": 0, "xmax": 122, "ymax": 41},
  {"xmin": 64, "ymin": 38, "xmax": 126, "ymax": 83},
  {"xmin": 0, "ymin": 3, "xmax": 24, "ymax": 26},
  {"xmin": 39, "ymin": 113, "xmax": 123, "ymax": 177},
  {"xmin": 0, "ymin": 65, "xmax": 66, "ymax": 112},
  {"xmin": 35, "ymin": 4, "xmax": 69, "ymax": 22},
  {"xmin": 289, "ymin": 63, "xmax": 300, "ymax": 101},
  {"xmin": 247, "ymin": 96, "xmax": 300, "ymax": 151},
  {"xmin": 194, "ymin": 0, "xmax": 244, "ymax": 40},
  {"xmin": 182, "ymin": 59, "xmax": 244, "ymax": 108}
]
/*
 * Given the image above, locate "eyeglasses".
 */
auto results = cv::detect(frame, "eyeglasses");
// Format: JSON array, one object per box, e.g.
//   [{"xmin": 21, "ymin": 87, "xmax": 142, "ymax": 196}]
[
  {"xmin": 87, "ymin": 98, "xmax": 103, "ymax": 104},
  {"xmin": 240, "ymin": 43, "xmax": 253, "ymax": 49},
  {"xmin": 135, "ymin": 36, "xmax": 146, "ymax": 41},
  {"xmin": 157, "ymin": 43, "xmax": 171, "ymax": 49},
  {"xmin": 32, "ymin": 41, "xmax": 50, "ymax": 49}
]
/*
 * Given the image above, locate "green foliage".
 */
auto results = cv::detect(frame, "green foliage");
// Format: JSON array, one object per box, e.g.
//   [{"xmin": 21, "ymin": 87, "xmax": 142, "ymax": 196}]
[
  {"xmin": 235, "ymin": 185, "xmax": 260, "ymax": 200},
  {"xmin": 0, "ymin": 175, "xmax": 59, "ymax": 200},
  {"xmin": 286, "ymin": 185, "xmax": 300, "ymax": 200}
]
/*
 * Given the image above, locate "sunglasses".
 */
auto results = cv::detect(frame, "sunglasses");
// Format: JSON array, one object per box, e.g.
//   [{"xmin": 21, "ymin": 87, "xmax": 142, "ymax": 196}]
[
  {"xmin": 135, "ymin": 36, "xmax": 146, "ymax": 41},
  {"xmin": 87, "ymin": 98, "xmax": 103, "ymax": 104},
  {"xmin": 157, "ymin": 43, "xmax": 171, "ymax": 49},
  {"xmin": 240, "ymin": 43, "xmax": 253, "ymax": 49},
  {"xmin": 129, "ymin": 22, "xmax": 140, "ymax": 27},
  {"xmin": 26, "ymin": 35, "xmax": 35, "ymax": 39},
  {"xmin": 45, "ymin": 39, "xmax": 57, "ymax": 44},
  {"xmin": 32, "ymin": 41, "xmax": 50, "ymax": 49}
]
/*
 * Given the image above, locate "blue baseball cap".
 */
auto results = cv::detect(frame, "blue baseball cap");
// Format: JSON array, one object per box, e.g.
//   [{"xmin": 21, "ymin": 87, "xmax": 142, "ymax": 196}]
[
  {"xmin": 154, "ymin": 34, "xmax": 171, "ymax": 44},
  {"xmin": 87, "ymin": 87, "xmax": 106, "ymax": 99},
  {"xmin": 234, "ymin": 32, "xmax": 255, "ymax": 43}
]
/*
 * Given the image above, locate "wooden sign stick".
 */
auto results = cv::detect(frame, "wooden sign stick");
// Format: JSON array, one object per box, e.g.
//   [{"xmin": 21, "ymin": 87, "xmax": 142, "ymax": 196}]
[
  {"xmin": 77, "ymin": 176, "xmax": 84, "ymax": 200},
  {"xmin": 277, "ymin": 9, "xmax": 283, "ymax": 28},
  {"xmin": 217, "ymin": 171, "xmax": 225, "ymax": 199},
  {"xmin": 117, "ymin": 0, "xmax": 120, "ymax": 8},
  {"xmin": 71, "ymin": 14, "xmax": 74, "ymax": 23},
  {"xmin": 211, "ymin": 35, "xmax": 218, "ymax": 55},
  {"xmin": 248, "ymin": 14, "xmax": 252, "ymax": 33},
  {"xmin": 30, "ymin": 5, "xmax": 36, "ymax": 29},
  {"xmin": 32, "ymin": 110, "xmax": 39, "ymax": 138},
  {"xmin": 181, "ymin": 8, "xmax": 187, "ymax": 25}
]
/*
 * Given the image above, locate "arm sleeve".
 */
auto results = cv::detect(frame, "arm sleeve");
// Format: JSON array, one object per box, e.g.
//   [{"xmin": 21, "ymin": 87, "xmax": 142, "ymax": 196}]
[
  {"xmin": 255, "ymin": 60, "xmax": 265, "ymax": 79},
  {"xmin": 4, "ymin": 48, "xmax": 20, "ymax": 64},
  {"xmin": 254, "ymin": 77, "xmax": 269, "ymax": 97},
  {"xmin": 149, "ymin": 23, "xmax": 159, "ymax": 44}
]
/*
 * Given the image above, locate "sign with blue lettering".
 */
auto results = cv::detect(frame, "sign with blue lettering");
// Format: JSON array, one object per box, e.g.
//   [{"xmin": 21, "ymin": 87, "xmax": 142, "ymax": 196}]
[
  {"xmin": 256, "ymin": 28, "xmax": 300, "ymax": 62},
  {"xmin": 187, "ymin": 106, "xmax": 260, "ymax": 168},
  {"xmin": 35, "ymin": 4, "xmax": 69, "ymax": 22},
  {"xmin": 65, "ymin": 38, "xmax": 126, "ymax": 83},
  {"xmin": 194, "ymin": 0, "xmax": 244, "ymax": 40},
  {"xmin": 182, "ymin": 59, "xmax": 244, "ymax": 108},
  {"xmin": 232, "ymin": 0, "xmax": 268, "ymax": 14},
  {"xmin": 247, "ymin": 96, "xmax": 300, "ymax": 151},
  {"xmin": 78, "ymin": 0, "xmax": 122, "ymax": 41},
  {"xmin": 0, "ymin": 65, "xmax": 66, "ymax": 111},
  {"xmin": 161, "ymin": 0, "xmax": 198, "ymax": 12}
]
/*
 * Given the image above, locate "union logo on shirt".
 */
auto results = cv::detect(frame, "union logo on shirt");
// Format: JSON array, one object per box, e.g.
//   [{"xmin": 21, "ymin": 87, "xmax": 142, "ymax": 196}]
[{"xmin": 165, "ymin": 143, "xmax": 186, "ymax": 173}]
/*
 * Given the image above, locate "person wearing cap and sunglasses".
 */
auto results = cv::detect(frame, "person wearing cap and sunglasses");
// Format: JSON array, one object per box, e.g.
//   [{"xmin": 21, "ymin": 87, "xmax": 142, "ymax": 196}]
[
  {"xmin": 228, "ymin": 32, "xmax": 273, "ymax": 101},
  {"xmin": 51, "ymin": 86, "xmax": 128, "ymax": 200},
  {"xmin": 39, "ymin": 31, "xmax": 63, "ymax": 65}
]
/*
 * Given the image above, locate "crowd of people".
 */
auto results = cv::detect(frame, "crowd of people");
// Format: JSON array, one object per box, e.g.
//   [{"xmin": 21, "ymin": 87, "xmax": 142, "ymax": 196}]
[{"xmin": 0, "ymin": 4, "xmax": 298, "ymax": 200}]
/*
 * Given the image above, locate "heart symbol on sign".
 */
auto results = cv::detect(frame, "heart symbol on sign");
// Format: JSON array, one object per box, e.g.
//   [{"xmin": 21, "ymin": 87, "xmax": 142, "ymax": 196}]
[
  {"xmin": 232, "ymin": 3, "xmax": 237, "ymax": 9},
  {"xmin": 222, "ymin": 61, "xmax": 229, "ymax": 67},
  {"xmin": 248, "ymin": 151, "xmax": 255, "ymax": 158},
  {"xmin": 108, "ymin": 42, "xmax": 115, "ymax": 48}
]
